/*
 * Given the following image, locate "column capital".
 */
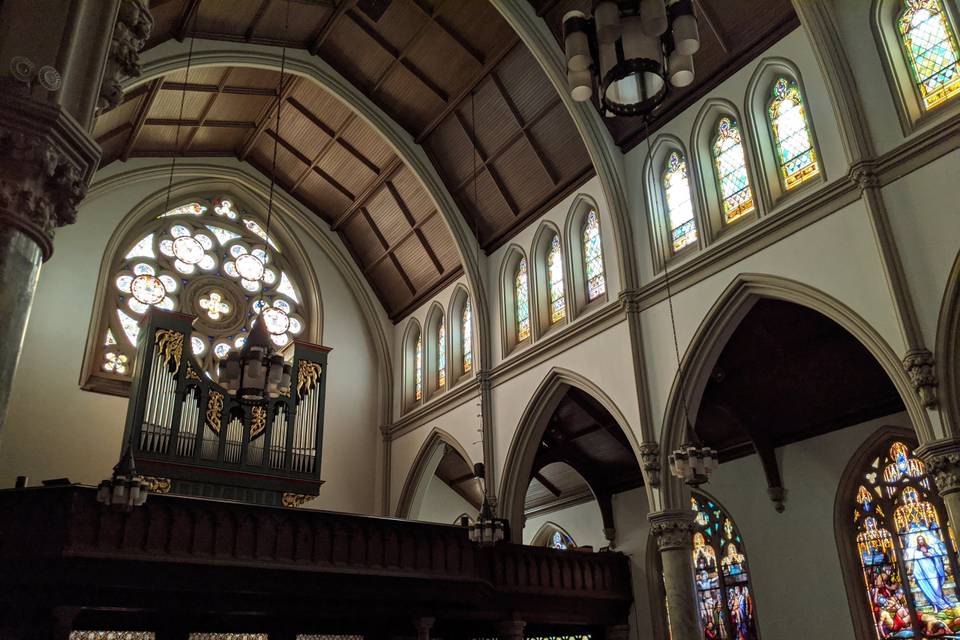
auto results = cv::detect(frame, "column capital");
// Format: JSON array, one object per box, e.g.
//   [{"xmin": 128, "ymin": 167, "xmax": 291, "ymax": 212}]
[
  {"xmin": 903, "ymin": 348, "xmax": 938, "ymax": 409},
  {"xmin": 916, "ymin": 438, "xmax": 960, "ymax": 496},
  {"xmin": 648, "ymin": 509, "xmax": 695, "ymax": 551},
  {"xmin": 618, "ymin": 288, "xmax": 643, "ymax": 314},
  {"xmin": 639, "ymin": 441, "xmax": 661, "ymax": 487},
  {"xmin": 0, "ymin": 94, "xmax": 100, "ymax": 261}
]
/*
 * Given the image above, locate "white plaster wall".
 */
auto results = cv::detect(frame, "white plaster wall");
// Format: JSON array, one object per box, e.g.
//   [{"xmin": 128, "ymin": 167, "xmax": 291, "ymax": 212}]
[
  {"xmin": 414, "ymin": 472, "xmax": 476, "ymax": 525},
  {"xmin": 523, "ymin": 499, "xmax": 606, "ymax": 550},
  {"xmin": 0, "ymin": 162, "xmax": 382, "ymax": 515}
]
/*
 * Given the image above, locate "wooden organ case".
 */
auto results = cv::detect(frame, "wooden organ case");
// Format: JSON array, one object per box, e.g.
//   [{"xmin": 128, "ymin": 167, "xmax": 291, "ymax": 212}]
[{"xmin": 121, "ymin": 309, "xmax": 329, "ymax": 506}]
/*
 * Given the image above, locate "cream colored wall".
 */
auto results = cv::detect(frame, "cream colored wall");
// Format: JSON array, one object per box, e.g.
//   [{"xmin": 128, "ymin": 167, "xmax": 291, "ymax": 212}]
[
  {"xmin": 523, "ymin": 499, "xmax": 606, "ymax": 550},
  {"xmin": 0, "ymin": 160, "xmax": 383, "ymax": 515},
  {"xmin": 414, "ymin": 472, "xmax": 475, "ymax": 525}
]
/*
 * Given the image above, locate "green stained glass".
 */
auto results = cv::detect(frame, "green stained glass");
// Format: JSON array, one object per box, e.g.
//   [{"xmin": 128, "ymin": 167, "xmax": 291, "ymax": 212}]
[
  {"xmin": 899, "ymin": 0, "xmax": 960, "ymax": 109},
  {"xmin": 548, "ymin": 235, "xmax": 566, "ymax": 323},
  {"xmin": 768, "ymin": 77, "xmax": 819, "ymax": 190},
  {"xmin": 712, "ymin": 117, "xmax": 755, "ymax": 223},
  {"xmin": 663, "ymin": 151, "xmax": 698, "ymax": 252},
  {"xmin": 437, "ymin": 320, "xmax": 446, "ymax": 390},
  {"xmin": 583, "ymin": 210, "xmax": 606, "ymax": 300},
  {"xmin": 515, "ymin": 258, "xmax": 530, "ymax": 342},
  {"xmin": 691, "ymin": 492, "xmax": 759, "ymax": 640},
  {"xmin": 462, "ymin": 299, "xmax": 473, "ymax": 374}
]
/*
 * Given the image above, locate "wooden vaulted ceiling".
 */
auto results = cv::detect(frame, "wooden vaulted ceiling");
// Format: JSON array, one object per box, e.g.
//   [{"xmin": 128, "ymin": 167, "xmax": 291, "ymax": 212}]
[{"xmin": 531, "ymin": 0, "xmax": 800, "ymax": 150}]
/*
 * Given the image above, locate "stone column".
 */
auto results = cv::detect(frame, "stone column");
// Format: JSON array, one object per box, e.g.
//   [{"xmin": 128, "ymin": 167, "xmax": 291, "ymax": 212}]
[
  {"xmin": 649, "ymin": 509, "xmax": 699, "ymax": 640},
  {"xmin": 0, "ymin": 0, "xmax": 151, "ymax": 434},
  {"xmin": 916, "ymin": 439, "xmax": 960, "ymax": 533},
  {"xmin": 496, "ymin": 620, "xmax": 525, "ymax": 640}
]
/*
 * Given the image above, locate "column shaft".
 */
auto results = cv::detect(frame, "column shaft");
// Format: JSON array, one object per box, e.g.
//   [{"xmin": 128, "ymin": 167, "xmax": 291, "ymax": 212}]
[
  {"xmin": 649, "ymin": 510, "xmax": 699, "ymax": 640},
  {"xmin": 0, "ymin": 229, "xmax": 41, "ymax": 433}
]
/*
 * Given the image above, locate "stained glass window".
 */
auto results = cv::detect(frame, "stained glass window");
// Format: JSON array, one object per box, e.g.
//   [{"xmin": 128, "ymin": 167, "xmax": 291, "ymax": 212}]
[
  {"xmin": 768, "ymin": 77, "xmax": 819, "ymax": 190},
  {"xmin": 96, "ymin": 196, "xmax": 307, "ymax": 383},
  {"xmin": 852, "ymin": 439, "xmax": 960, "ymax": 639},
  {"xmin": 691, "ymin": 492, "xmax": 760, "ymax": 640},
  {"xmin": 515, "ymin": 258, "xmax": 531, "ymax": 342},
  {"xmin": 547, "ymin": 234, "xmax": 566, "ymax": 323},
  {"xmin": 462, "ymin": 298, "xmax": 473, "ymax": 374},
  {"xmin": 415, "ymin": 333, "xmax": 422, "ymax": 402},
  {"xmin": 437, "ymin": 319, "xmax": 446, "ymax": 390},
  {"xmin": 582, "ymin": 210, "xmax": 606, "ymax": 300},
  {"xmin": 550, "ymin": 529, "xmax": 575, "ymax": 550},
  {"xmin": 899, "ymin": 0, "xmax": 960, "ymax": 110},
  {"xmin": 70, "ymin": 633, "xmax": 155, "ymax": 640},
  {"xmin": 663, "ymin": 151, "xmax": 698, "ymax": 252},
  {"xmin": 712, "ymin": 117, "xmax": 755, "ymax": 224}
]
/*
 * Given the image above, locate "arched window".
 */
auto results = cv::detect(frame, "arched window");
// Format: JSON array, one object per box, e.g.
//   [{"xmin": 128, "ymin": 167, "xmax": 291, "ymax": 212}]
[
  {"xmin": 87, "ymin": 196, "xmax": 309, "ymax": 391},
  {"xmin": 415, "ymin": 333, "xmax": 423, "ymax": 402},
  {"xmin": 462, "ymin": 298, "xmax": 472, "ymax": 374},
  {"xmin": 691, "ymin": 492, "xmax": 760, "ymax": 640},
  {"xmin": 547, "ymin": 234, "xmax": 566, "ymax": 323},
  {"xmin": 515, "ymin": 257, "xmax": 531, "ymax": 342},
  {"xmin": 582, "ymin": 210, "xmax": 606, "ymax": 300},
  {"xmin": 663, "ymin": 151, "xmax": 698, "ymax": 252},
  {"xmin": 437, "ymin": 318, "xmax": 446, "ymax": 390},
  {"xmin": 530, "ymin": 521, "xmax": 577, "ymax": 550},
  {"xmin": 898, "ymin": 0, "xmax": 960, "ymax": 110},
  {"xmin": 712, "ymin": 117, "xmax": 755, "ymax": 224},
  {"xmin": 768, "ymin": 77, "xmax": 819, "ymax": 191},
  {"xmin": 849, "ymin": 439, "xmax": 960, "ymax": 638},
  {"xmin": 550, "ymin": 530, "xmax": 574, "ymax": 550}
]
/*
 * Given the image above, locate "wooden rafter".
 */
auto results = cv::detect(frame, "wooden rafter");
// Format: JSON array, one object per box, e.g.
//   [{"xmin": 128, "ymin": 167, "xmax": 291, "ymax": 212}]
[
  {"xmin": 176, "ymin": 0, "xmax": 201, "ymax": 41},
  {"xmin": 181, "ymin": 68, "xmax": 234, "ymax": 153},
  {"xmin": 386, "ymin": 181, "xmax": 445, "ymax": 275},
  {"xmin": 358, "ymin": 207, "xmax": 417, "ymax": 295},
  {"xmin": 120, "ymin": 78, "xmax": 163, "ymax": 161},
  {"xmin": 489, "ymin": 72, "xmax": 558, "ymax": 186},
  {"xmin": 452, "ymin": 109, "xmax": 518, "ymax": 216},
  {"xmin": 406, "ymin": 0, "xmax": 485, "ymax": 65},
  {"xmin": 331, "ymin": 157, "xmax": 404, "ymax": 231},
  {"xmin": 287, "ymin": 112, "xmax": 360, "ymax": 194},
  {"xmin": 245, "ymin": 0, "xmax": 271, "ymax": 42},
  {"xmin": 693, "ymin": 0, "xmax": 730, "ymax": 53},
  {"xmin": 238, "ymin": 75, "xmax": 301, "ymax": 161},
  {"xmin": 144, "ymin": 118, "xmax": 255, "ymax": 129},
  {"xmin": 534, "ymin": 472, "xmax": 563, "ymax": 498},
  {"xmin": 362, "ymin": 209, "xmax": 440, "ymax": 278},
  {"xmin": 262, "ymin": 129, "xmax": 356, "ymax": 201},
  {"xmin": 161, "ymin": 81, "xmax": 277, "ymax": 97},
  {"xmin": 308, "ymin": 0, "xmax": 357, "ymax": 55},
  {"xmin": 286, "ymin": 99, "xmax": 379, "ymax": 173}
]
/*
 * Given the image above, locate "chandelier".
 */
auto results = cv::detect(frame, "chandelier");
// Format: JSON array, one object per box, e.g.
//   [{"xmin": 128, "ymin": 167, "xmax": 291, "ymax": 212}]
[
  {"xmin": 668, "ymin": 430, "xmax": 718, "ymax": 487},
  {"xmin": 96, "ymin": 446, "xmax": 149, "ymax": 510},
  {"xmin": 218, "ymin": 317, "xmax": 292, "ymax": 402},
  {"xmin": 562, "ymin": 0, "xmax": 700, "ymax": 117},
  {"xmin": 467, "ymin": 463, "xmax": 507, "ymax": 546}
]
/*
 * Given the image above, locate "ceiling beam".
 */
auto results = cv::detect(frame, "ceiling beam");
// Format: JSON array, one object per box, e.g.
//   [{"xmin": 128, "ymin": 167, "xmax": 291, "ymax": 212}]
[
  {"xmin": 162, "ymin": 81, "xmax": 278, "ymax": 97},
  {"xmin": 693, "ymin": 0, "xmax": 730, "ymax": 53},
  {"xmin": 181, "ymin": 68, "xmax": 234, "ymax": 153},
  {"xmin": 452, "ymin": 110, "xmax": 518, "ymax": 217},
  {"xmin": 308, "ymin": 0, "xmax": 357, "ymax": 55},
  {"xmin": 489, "ymin": 72, "xmax": 558, "ymax": 186},
  {"xmin": 144, "ymin": 118, "xmax": 256, "ymax": 129},
  {"xmin": 238, "ymin": 75, "xmax": 301, "ymax": 161},
  {"xmin": 407, "ymin": 0, "xmax": 485, "ymax": 65},
  {"xmin": 533, "ymin": 472, "xmax": 562, "ymax": 498},
  {"xmin": 331, "ymin": 156, "xmax": 404, "ymax": 231},
  {"xmin": 120, "ymin": 78, "xmax": 163, "ymax": 161},
  {"xmin": 288, "ymin": 111, "xmax": 360, "ymax": 194},
  {"xmin": 286, "ymin": 99, "xmax": 379, "ymax": 173},
  {"xmin": 386, "ymin": 181, "xmax": 445, "ymax": 275},
  {"xmin": 244, "ymin": 0, "xmax": 271, "ymax": 42},
  {"xmin": 362, "ymin": 209, "xmax": 440, "ymax": 275},
  {"xmin": 176, "ymin": 0, "xmax": 201, "ymax": 41}
]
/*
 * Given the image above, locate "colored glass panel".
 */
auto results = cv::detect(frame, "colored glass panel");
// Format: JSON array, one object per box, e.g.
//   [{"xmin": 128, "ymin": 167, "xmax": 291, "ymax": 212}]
[
  {"xmin": 768, "ymin": 78, "xmax": 819, "ymax": 190},
  {"xmin": 583, "ymin": 210, "xmax": 606, "ymax": 300},
  {"xmin": 853, "ymin": 440, "xmax": 960, "ymax": 639},
  {"xmin": 437, "ymin": 320, "xmax": 446, "ymax": 390},
  {"xmin": 548, "ymin": 235, "xmax": 566, "ymax": 323},
  {"xmin": 550, "ymin": 530, "xmax": 574, "ymax": 550},
  {"xmin": 663, "ymin": 151, "xmax": 698, "ymax": 252},
  {"xmin": 712, "ymin": 117, "xmax": 755, "ymax": 223},
  {"xmin": 899, "ymin": 0, "xmax": 960, "ymax": 109},
  {"xmin": 463, "ymin": 299, "xmax": 472, "ymax": 374},
  {"xmin": 515, "ymin": 258, "xmax": 530, "ymax": 342},
  {"xmin": 691, "ymin": 493, "xmax": 759, "ymax": 640},
  {"xmin": 415, "ymin": 334, "xmax": 422, "ymax": 401}
]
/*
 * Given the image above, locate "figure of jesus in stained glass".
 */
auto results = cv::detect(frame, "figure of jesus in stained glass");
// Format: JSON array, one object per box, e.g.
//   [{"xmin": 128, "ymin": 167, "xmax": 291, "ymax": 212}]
[
  {"xmin": 582, "ymin": 210, "xmax": 606, "ymax": 300},
  {"xmin": 712, "ymin": 117, "xmax": 755, "ymax": 223},
  {"xmin": 515, "ymin": 258, "xmax": 531, "ymax": 342},
  {"xmin": 663, "ymin": 151, "xmax": 698, "ymax": 252},
  {"xmin": 768, "ymin": 78, "xmax": 819, "ymax": 190},
  {"xmin": 899, "ymin": 0, "xmax": 960, "ymax": 110},
  {"xmin": 851, "ymin": 440, "xmax": 960, "ymax": 639},
  {"xmin": 547, "ymin": 235, "xmax": 566, "ymax": 323}
]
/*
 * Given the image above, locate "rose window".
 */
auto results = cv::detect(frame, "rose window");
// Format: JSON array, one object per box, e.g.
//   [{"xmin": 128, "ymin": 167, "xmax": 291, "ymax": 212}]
[{"xmin": 95, "ymin": 196, "xmax": 309, "ymax": 386}]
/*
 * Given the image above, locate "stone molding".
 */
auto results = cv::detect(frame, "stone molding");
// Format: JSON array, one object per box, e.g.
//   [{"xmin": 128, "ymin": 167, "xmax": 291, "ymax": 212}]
[
  {"xmin": 916, "ymin": 439, "xmax": 960, "ymax": 496},
  {"xmin": 0, "ymin": 95, "xmax": 100, "ymax": 261},
  {"xmin": 639, "ymin": 442, "xmax": 662, "ymax": 488},
  {"xmin": 98, "ymin": 0, "xmax": 153, "ymax": 114},
  {"xmin": 903, "ymin": 348, "xmax": 939, "ymax": 409},
  {"xmin": 648, "ymin": 510, "xmax": 695, "ymax": 552}
]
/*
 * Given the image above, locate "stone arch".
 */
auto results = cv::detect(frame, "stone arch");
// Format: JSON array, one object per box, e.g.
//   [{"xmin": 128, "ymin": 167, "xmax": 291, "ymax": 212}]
[
  {"xmin": 447, "ymin": 282, "xmax": 473, "ymax": 386},
  {"xmin": 498, "ymin": 367, "xmax": 643, "ymax": 543},
  {"xmin": 659, "ymin": 273, "xmax": 933, "ymax": 509},
  {"xmin": 936, "ymin": 247, "xmax": 960, "ymax": 436},
  {"xmin": 529, "ymin": 521, "xmax": 578, "ymax": 548},
  {"xmin": 499, "ymin": 244, "xmax": 531, "ymax": 355},
  {"xmin": 530, "ymin": 219, "xmax": 567, "ymax": 336},
  {"xmin": 423, "ymin": 301, "xmax": 446, "ymax": 399},
  {"xmin": 563, "ymin": 192, "xmax": 609, "ymax": 315},
  {"xmin": 394, "ymin": 427, "xmax": 476, "ymax": 519},
  {"xmin": 401, "ymin": 317, "xmax": 423, "ymax": 413}
]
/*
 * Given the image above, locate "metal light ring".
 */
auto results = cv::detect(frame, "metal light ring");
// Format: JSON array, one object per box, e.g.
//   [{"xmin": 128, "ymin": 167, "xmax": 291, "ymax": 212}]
[{"xmin": 600, "ymin": 56, "xmax": 668, "ymax": 118}]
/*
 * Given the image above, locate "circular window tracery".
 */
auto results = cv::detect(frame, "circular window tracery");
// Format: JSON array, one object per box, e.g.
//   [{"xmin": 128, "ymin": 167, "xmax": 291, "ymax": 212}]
[{"xmin": 99, "ymin": 196, "xmax": 309, "ymax": 383}]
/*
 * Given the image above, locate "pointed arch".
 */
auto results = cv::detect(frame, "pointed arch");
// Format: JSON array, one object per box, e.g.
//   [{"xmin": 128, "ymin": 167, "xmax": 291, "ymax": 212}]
[
  {"xmin": 447, "ymin": 282, "xmax": 474, "ymax": 386},
  {"xmin": 659, "ymin": 273, "xmax": 934, "ymax": 510},
  {"xmin": 499, "ymin": 244, "xmax": 532, "ymax": 356},
  {"xmin": 498, "ymin": 367, "xmax": 642, "ymax": 542},
  {"xmin": 531, "ymin": 221, "xmax": 567, "ymax": 336},
  {"xmin": 936, "ymin": 247, "xmax": 960, "ymax": 437},
  {"xmin": 529, "ymin": 521, "xmax": 578, "ymax": 549},
  {"xmin": 690, "ymin": 98, "xmax": 761, "ymax": 240},
  {"xmin": 423, "ymin": 301, "xmax": 446, "ymax": 398},
  {"xmin": 394, "ymin": 427, "xmax": 476, "ymax": 519},
  {"xmin": 642, "ymin": 134, "xmax": 704, "ymax": 273},
  {"xmin": 564, "ymin": 193, "xmax": 609, "ymax": 316},
  {"xmin": 402, "ymin": 317, "xmax": 423, "ymax": 412}
]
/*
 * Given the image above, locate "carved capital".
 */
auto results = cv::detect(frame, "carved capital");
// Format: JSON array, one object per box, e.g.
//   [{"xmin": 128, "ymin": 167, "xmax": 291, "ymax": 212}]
[
  {"xmin": 619, "ymin": 289, "xmax": 644, "ymax": 314},
  {"xmin": 903, "ymin": 348, "xmax": 938, "ymax": 409},
  {"xmin": 648, "ymin": 509, "xmax": 695, "ymax": 552},
  {"xmin": 849, "ymin": 161, "xmax": 881, "ymax": 191},
  {"xmin": 639, "ymin": 441, "xmax": 661, "ymax": 487},
  {"xmin": 98, "ymin": 0, "xmax": 153, "ymax": 114},
  {"xmin": 916, "ymin": 439, "xmax": 960, "ymax": 496}
]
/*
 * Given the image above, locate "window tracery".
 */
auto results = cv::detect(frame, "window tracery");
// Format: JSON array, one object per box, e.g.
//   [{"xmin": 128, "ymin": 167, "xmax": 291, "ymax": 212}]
[
  {"xmin": 898, "ymin": 0, "xmax": 960, "ymax": 110},
  {"xmin": 767, "ymin": 77, "xmax": 819, "ymax": 190}
]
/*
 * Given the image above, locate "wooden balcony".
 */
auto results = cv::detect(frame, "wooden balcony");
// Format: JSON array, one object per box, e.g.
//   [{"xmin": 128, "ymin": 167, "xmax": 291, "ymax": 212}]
[{"xmin": 0, "ymin": 486, "xmax": 633, "ymax": 638}]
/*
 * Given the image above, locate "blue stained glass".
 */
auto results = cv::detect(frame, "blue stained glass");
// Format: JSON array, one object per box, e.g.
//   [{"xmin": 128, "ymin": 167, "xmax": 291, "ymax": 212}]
[
  {"xmin": 712, "ymin": 117, "xmax": 755, "ymax": 223},
  {"xmin": 768, "ymin": 78, "xmax": 819, "ymax": 190},
  {"xmin": 899, "ymin": 0, "xmax": 960, "ymax": 110},
  {"xmin": 547, "ymin": 235, "xmax": 566, "ymax": 323},
  {"xmin": 583, "ymin": 210, "xmax": 606, "ymax": 300},
  {"xmin": 663, "ymin": 151, "xmax": 698, "ymax": 252},
  {"xmin": 437, "ymin": 320, "xmax": 446, "ymax": 390},
  {"xmin": 515, "ymin": 258, "xmax": 530, "ymax": 342}
]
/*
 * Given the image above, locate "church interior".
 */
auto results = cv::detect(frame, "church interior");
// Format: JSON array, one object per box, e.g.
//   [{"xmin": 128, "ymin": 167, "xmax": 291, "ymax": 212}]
[{"xmin": 0, "ymin": 0, "xmax": 959, "ymax": 639}]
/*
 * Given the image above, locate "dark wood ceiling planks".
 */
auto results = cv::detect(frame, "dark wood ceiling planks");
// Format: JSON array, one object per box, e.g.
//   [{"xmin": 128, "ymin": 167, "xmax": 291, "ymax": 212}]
[
  {"xmin": 529, "ymin": 0, "xmax": 800, "ymax": 150},
  {"xmin": 94, "ymin": 64, "xmax": 461, "ymax": 319}
]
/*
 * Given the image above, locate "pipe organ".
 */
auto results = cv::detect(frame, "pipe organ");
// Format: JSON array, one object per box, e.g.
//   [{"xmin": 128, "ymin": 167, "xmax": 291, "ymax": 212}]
[{"xmin": 122, "ymin": 310, "xmax": 329, "ymax": 505}]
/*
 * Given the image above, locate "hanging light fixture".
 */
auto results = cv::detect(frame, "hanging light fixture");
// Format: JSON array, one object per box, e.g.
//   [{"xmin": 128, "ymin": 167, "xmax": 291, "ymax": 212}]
[
  {"xmin": 217, "ymin": 1, "xmax": 293, "ymax": 403},
  {"xmin": 97, "ymin": 445, "xmax": 149, "ymax": 510},
  {"xmin": 562, "ymin": 0, "xmax": 700, "ymax": 117},
  {"xmin": 468, "ymin": 463, "xmax": 507, "ymax": 546}
]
